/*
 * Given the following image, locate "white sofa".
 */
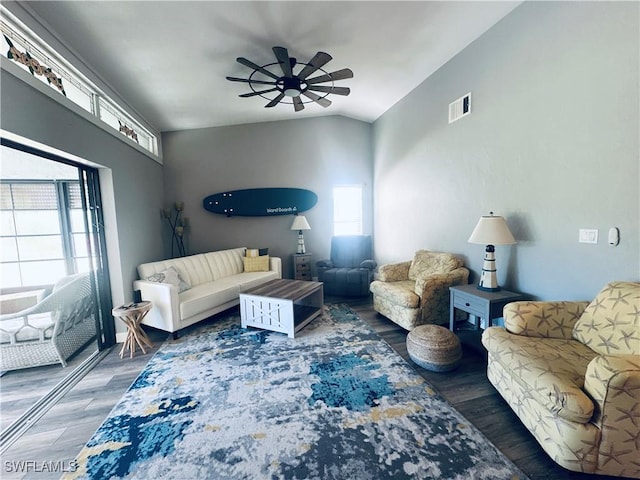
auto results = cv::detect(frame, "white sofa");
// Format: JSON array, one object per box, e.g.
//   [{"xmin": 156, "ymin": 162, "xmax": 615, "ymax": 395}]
[{"xmin": 133, "ymin": 248, "xmax": 281, "ymax": 336}]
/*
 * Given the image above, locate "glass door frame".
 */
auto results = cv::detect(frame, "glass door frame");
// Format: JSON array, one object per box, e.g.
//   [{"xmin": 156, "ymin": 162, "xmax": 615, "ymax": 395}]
[{"xmin": 0, "ymin": 137, "xmax": 115, "ymax": 349}]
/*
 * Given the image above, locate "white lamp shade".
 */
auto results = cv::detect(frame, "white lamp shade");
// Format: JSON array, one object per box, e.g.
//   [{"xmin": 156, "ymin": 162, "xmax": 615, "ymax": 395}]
[
  {"xmin": 468, "ymin": 215, "xmax": 516, "ymax": 245},
  {"xmin": 290, "ymin": 215, "xmax": 311, "ymax": 231}
]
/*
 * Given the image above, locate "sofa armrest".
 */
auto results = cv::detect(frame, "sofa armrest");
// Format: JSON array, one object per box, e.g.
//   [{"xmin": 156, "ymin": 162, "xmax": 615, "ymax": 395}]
[
  {"xmin": 377, "ymin": 261, "xmax": 411, "ymax": 282},
  {"xmin": 316, "ymin": 259, "xmax": 333, "ymax": 268},
  {"xmin": 269, "ymin": 256, "xmax": 282, "ymax": 278},
  {"xmin": 360, "ymin": 259, "xmax": 377, "ymax": 271},
  {"xmin": 503, "ymin": 301, "xmax": 590, "ymax": 339},
  {"xmin": 584, "ymin": 354, "xmax": 640, "ymax": 460},
  {"xmin": 133, "ymin": 280, "xmax": 180, "ymax": 332}
]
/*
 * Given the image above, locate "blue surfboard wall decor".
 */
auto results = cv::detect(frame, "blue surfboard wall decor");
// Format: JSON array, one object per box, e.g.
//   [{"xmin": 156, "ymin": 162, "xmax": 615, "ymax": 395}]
[{"xmin": 203, "ymin": 188, "xmax": 318, "ymax": 217}]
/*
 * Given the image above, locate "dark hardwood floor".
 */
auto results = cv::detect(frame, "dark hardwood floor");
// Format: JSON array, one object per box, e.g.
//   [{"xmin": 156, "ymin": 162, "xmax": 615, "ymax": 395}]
[{"xmin": 0, "ymin": 296, "xmax": 625, "ymax": 480}]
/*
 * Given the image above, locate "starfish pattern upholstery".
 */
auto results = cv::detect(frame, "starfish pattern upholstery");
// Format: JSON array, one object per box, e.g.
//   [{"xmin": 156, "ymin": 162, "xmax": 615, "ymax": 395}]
[
  {"xmin": 369, "ymin": 251, "xmax": 469, "ymax": 330},
  {"xmin": 482, "ymin": 281, "xmax": 640, "ymax": 477}
]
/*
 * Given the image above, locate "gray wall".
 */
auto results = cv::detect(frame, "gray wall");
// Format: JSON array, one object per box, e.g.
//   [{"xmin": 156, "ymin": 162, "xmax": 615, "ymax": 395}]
[
  {"xmin": 372, "ymin": 1, "xmax": 639, "ymax": 300},
  {"xmin": 1, "ymin": 67, "xmax": 165, "ymax": 335},
  {"xmin": 161, "ymin": 115, "xmax": 373, "ymax": 278}
]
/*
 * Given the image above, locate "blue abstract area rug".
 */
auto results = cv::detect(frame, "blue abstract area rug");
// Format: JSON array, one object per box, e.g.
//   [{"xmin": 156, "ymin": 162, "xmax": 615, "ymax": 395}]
[{"xmin": 64, "ymin": 304, "xmax": 527, "ymax": 480}]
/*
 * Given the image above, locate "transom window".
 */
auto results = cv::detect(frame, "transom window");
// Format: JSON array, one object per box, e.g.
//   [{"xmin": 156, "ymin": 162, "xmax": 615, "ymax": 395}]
[{"xmin": 0, "ymin": 8, "xmax": 158, "ymax": 157}]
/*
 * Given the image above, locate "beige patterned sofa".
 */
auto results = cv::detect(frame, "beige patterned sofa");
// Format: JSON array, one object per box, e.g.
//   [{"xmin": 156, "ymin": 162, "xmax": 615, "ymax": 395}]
[
  {"xmin": 482, "ymin": 281, "xmax": 640, "ymax": 478},
  {"xmin": 369, "ymin": 250, "xmax": 469, "ymax": 330}
]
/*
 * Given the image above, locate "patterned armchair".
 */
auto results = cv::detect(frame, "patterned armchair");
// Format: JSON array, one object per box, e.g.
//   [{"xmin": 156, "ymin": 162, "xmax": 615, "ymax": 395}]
[
  {"xmin": 369, "ymin": 250, "xmax": 469, "ymax": 330},
  {"xmin": 482, "ymin": 281, "xmax": 640, "ymax": 478},
  {"xmin": 0, "ymin": 273, "xmax": 97, "ymax": 371},
  {"xmin": 316, "ymin": 236, "xmax": 377, "ymax": 297}
]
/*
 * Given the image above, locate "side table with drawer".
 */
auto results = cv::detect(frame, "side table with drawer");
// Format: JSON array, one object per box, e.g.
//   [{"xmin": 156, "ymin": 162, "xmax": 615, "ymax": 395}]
[
  {"xmin": 449, "ymin": 284, "xmax": 526, "ymax": 331},
  {"xmin": 293, "ymin": 253, "xmax": 312, "ymax": 281}
]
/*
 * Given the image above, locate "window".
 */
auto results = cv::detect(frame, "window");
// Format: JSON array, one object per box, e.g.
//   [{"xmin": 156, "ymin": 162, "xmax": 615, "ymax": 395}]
[
  {"xmin": 0, "ymin": 8, "xmax": 159, "ymax": 157},
  {"xmin": 333, "ymin": 185, "xmax": 363, "ymax": 236},
  {"xmin": 0, "ymin": 180, "xmax": 93, "ymax": 288}
]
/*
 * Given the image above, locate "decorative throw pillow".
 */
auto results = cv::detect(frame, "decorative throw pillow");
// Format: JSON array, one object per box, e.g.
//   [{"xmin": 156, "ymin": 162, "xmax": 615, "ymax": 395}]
[
  {"xmin": 146, "ymin": 266, "xmax": 191, "ymax": 293},
  {"xmin": 246, "ymin": 248, "xmax": 269, "ymax": 258},
  {"xmin": 243, "ymin": 255, "xmax": 270, "ymax": 272}
]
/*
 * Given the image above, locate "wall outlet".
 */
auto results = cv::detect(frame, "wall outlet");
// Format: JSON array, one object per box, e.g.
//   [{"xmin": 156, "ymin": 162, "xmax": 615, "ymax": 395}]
[{"xmin": 579, "ymin": 228, "xmax": 598, "ymax": 244}]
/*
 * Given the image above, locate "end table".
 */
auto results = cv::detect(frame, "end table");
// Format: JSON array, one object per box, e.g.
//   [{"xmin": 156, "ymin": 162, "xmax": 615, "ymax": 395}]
[
  {"xmin": 449, "ymin": 284, "xmax": 526, "ymax": 331},
  {"xmin": 293, "ymin": 253, "xmax": 312, "ymax": 280},
  {"xmin": 112, "ymin": 301, "xmax": 154, "ymax": 358}
]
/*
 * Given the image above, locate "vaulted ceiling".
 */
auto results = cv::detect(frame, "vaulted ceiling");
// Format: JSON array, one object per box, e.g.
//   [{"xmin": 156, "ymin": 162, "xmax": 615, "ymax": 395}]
[{"xmin": 15, "ymin": 1, "xmax": 521, "ymax": 132}]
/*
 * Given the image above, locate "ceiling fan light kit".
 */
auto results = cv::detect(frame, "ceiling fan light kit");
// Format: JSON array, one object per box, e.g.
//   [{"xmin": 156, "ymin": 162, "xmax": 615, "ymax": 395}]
[{"xmin": 227, "ymin": 46, "xmax": 353, "ymax": 112}]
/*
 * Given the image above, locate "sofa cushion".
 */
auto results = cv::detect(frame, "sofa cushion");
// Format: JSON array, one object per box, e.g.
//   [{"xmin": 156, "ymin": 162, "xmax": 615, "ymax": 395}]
[
  {"xmin": 235, "ymin": 271, "xmax": 280, "ymax": 291},
  {"xmin": 203, "ymin": 248, "xmax": 245, "ymax": 281},
  {"xmin": 179, "ymin": 280, "xmax": 241, "ymax": 321},
  {"xmin": 573, "ymin": 281, "xmax": 640, "ymax": 356},
  {"xmin": 322, "ymin": 267, "xmax": 369, "ymax": 285},
  {"xmin": 369, "ymin": 280, "xmax": 419, "ymax": 308},
  {"xmin": 178, "ymin": 271, "xmax": 280, "ymax": 321},
  {"xmin": 482, "ymin": 327, "xmax": 597, "ymax": 423},
  {"xmin": 408, "ymin": 251, "xmax": 461, "ymax": 281}
]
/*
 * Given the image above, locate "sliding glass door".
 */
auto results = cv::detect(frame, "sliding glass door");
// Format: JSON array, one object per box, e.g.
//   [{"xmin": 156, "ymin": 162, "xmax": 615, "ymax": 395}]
[{"xmin": 0, "ymin": 138, "xmax": 114, "ymax": 437}]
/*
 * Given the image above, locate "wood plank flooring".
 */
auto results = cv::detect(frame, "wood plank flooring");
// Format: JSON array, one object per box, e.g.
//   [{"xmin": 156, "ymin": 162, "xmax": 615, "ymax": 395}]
[
  {"xmin": 0, "ymin": 339, "xmax": 99, "ymax": 432},
  {"xmin": 0, "ymin": 297, "xmax": 623, "ymax": 480}
]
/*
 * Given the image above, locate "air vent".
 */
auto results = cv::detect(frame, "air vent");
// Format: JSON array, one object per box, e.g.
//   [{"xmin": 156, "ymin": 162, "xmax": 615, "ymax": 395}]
[{"xmin": 448, "ymin": 92, "xmax": 471, "ymax": 124}]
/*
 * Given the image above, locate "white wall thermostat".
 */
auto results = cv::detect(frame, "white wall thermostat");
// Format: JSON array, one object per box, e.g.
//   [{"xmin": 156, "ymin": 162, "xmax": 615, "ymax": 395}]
[{"xmin": 608, "ymin": 227, "xmax": 620, "ymax": 246}]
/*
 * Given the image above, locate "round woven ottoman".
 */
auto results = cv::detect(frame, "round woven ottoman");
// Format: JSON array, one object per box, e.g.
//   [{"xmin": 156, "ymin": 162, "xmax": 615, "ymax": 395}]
[{"xmin": 406, "ymin": 325, "xmax": 462, "ymax": 372}]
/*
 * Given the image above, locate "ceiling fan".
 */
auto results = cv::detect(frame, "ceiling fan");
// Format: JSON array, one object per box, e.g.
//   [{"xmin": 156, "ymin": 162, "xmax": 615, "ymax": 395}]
[{"xmin": 226, "ymin": 46, "xmax": 353, "ymax": 112}]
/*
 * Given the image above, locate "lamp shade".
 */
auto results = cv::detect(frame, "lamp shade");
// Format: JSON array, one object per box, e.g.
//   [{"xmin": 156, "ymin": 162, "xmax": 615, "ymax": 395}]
[
  {"xmin": 290, "ymin": 215, "xmax": 311, "ymax": 231},
  {"xmin": 468, "ymin": 214, "xmax": 516, "ymax": 245}
]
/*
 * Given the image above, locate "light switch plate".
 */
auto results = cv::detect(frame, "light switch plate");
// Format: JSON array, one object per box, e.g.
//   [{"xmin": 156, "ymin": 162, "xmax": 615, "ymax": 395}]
[{"xmin": 579, "ymin": 228, "xmax": 598, "ymax": 244}]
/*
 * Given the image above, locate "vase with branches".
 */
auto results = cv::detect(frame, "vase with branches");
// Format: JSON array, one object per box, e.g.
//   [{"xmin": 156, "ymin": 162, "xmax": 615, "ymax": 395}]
[{"xmin": 162, "ymin": 202, "xmax": 189, "ymax": 258}]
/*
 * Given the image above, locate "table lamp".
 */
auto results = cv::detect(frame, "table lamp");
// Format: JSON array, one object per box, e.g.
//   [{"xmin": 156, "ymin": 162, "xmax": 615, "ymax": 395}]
[
  {"xmin": 468, "ymin": 212, "xmax": 516, "ymax": 291},
  {"xmin": 291, "ymin": 215, "xmax": 311, "ymax": 254}
]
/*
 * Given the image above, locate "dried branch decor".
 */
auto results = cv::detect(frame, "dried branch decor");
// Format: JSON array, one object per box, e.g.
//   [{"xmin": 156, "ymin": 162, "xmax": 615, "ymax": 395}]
[{"xmin": 162, "ymin": 202, "xmax": 189, "ymax": 258}]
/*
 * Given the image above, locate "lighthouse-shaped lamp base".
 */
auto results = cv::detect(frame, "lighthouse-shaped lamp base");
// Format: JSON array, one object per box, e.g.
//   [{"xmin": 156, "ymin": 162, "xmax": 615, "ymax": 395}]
[
  {"xmin": 477, "ymin": 244, "xmax": 500, "ymax": 292},
  {"xmin": 296, "ymin": 231, "xmax": 306, "ymax": 254}
]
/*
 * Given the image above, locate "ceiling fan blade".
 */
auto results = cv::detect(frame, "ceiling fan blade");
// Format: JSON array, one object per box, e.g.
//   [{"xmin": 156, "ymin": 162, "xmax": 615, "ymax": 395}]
[
  {"xmin": 239, "ymin": 88, "xmax": 278, "ymax": 98},
  {"xmin": 297, "ymin": 51, "xmax": 332, "ymax": 80},
  {"xmin": 307, "ymin": 85, "xmax": 350, "ymax": 96},
  {"xmin": 272, "ymin": 46, "xmax": 293, "ymax": 78},
  {"xmin": 293, "ymin": 96, "xmax": 304, "ymax": 112},
  {"xmin": 236, "ymin": 57, "xmax": 280, "ymax": 80},
  {"xmin": 302, "ymin": 90, "xmax": 331, "ymax": 108},
  {"xmin": 306, "ymin": 68, "xmax": 354, "ymax": 85},
  {"xmin": 265, "ymin": 93, "xmax": 286, "ymax": 108},
  {"xmin": 226, "ymin": 76, "xmax": 277, "ymax": 86}
]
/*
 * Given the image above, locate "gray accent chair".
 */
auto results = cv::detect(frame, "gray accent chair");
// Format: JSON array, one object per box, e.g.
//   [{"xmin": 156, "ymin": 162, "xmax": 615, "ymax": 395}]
[
  {"xmin": 0, "ymin": 273, "xmax": 96, "ymax": 371},
  {"xmin": 316, "ymin": 235, "xmax": 377, "ymax": 296}
]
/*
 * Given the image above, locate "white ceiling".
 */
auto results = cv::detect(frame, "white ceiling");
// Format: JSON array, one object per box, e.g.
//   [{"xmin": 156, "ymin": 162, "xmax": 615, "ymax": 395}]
[{"xmin": 19, "ymin": 1, "xmax": 521, "ymax": 133}]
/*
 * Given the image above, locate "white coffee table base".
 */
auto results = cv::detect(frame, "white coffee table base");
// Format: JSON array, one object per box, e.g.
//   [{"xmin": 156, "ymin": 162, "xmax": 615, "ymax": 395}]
[{"xmin": 240, "ymin": 280, "xmax": 323, "ymax": 338}]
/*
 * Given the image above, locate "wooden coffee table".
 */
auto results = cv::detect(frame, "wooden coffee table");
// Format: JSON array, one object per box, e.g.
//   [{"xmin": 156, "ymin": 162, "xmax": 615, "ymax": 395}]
[{"xmin": 240, "ymin": 279, "xmax": 324, "ymax": 338}]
